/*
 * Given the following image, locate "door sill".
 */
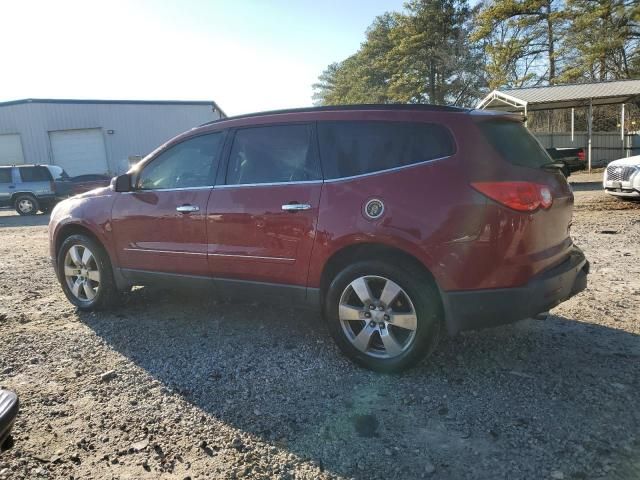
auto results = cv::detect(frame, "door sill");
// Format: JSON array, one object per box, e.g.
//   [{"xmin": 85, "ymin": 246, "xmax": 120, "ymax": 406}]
[{"xmin": 119, "ymin": 268, "xmax": 320, "ymax": 307}]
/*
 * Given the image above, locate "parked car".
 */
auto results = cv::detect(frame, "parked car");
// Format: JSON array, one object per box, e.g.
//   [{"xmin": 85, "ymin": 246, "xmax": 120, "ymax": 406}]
[
  {"xmin": 545, "ymin": 147, "xmax": 586, "ymax": 176},
  {"xmin": 48, "ymin": 105, "xmax": 589, "ymax": 372},
  {"xmin": 0, "ymin": 165, "xmax": 57, "ymax": 215},
  {"xmin": 53, "ymin": 171, "xmax": 112, "ymax": 198},
  {"xmin": 0, "ymin": 389, "xmax": 18, "ymax": 450},
  {"xmin": 603, "ymin": 155, "xmax": 640, "ymax": 199}
]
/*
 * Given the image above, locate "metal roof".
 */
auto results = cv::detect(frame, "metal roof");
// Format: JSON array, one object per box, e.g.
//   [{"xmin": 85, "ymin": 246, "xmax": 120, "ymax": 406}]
[
  {"xmin": 0, "ymin": 98, "xmax": 226, "ymax": 117},
  {"xmin": 477, "ymin": 79, "xmax": 640, "ymax": 111}
]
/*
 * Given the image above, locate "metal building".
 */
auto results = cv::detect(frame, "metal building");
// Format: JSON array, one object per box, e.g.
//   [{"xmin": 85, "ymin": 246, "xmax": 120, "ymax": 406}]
[
  {"xmin": 0, "ymin": 98, "xmax": 225, "ymax": 176},
  {"xmin": 477, "ymin": 79, "xmax": 640, "ymax": 170}
]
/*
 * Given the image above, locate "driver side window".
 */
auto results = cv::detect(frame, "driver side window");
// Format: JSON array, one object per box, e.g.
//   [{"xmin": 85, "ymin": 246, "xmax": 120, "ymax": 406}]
[{"xmin": 138, "ymin": 133, "xmax": 223, "ymax": 190}]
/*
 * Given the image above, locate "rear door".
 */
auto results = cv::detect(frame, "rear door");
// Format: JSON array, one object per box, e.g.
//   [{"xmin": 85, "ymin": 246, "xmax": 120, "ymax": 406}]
[
  {"xmin": 111, "ymin": 132, "xmax": 225, "ymax": 277},
  {"xmin": 474, "ymin": 117, "xmax": 575, "ymax": 277},
  {"xmin": 17, "ymin": 166, "xmax": 54, "ymax": 195},
  {"xmin": 0, "ymin": 168, "xmax": 13, "ymax": 206},
  {"xmin": 206, "ymin": 123, "xmax": 322, "ymax": 289}
]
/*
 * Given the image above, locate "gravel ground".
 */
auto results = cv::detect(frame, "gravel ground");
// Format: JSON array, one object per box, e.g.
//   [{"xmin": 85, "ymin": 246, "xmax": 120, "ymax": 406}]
[{"xmin": 0, "ymin": 180, "xmax": 639, "ymax": 480}]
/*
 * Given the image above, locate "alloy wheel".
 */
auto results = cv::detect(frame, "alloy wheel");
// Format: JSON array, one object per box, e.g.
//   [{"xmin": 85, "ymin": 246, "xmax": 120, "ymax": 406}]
[
  {"xmin": 63, "ymin": 245, "xmax": 101, "ymax": 302},
  {"xmin": 338, "ymin": 275, "xmax": 418, "ymax": 359},
  {"xmin": 17, "ymin": 199, "xmax": 34, "ymax": 214}
]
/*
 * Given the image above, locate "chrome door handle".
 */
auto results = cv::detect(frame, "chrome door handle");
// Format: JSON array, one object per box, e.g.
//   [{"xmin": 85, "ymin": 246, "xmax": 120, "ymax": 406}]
[
  {"xmin": 282, "ymin": 203, "xmax": 311, "ymax": 212},
  {"xmin": 176, "ymin": 205, "xmax": 200, "ymax": 213}
]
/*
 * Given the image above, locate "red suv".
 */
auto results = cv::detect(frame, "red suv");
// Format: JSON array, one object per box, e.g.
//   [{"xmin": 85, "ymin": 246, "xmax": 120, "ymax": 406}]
[{"xmin": 49, "ymin": 105, "xmax": 588, "ymax": 372}]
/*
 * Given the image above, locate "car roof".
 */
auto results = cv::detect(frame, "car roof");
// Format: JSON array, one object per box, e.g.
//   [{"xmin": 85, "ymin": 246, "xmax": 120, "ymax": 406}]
[
  {"xmin": 0, "ymin": 164, "xmax": 48, "ymax": 167},
  {"xmin": 180, "ymin": 104, "xmax": 475, "ymax": 141},
  {"xmin": 201, "ymin": 103, "xmax": 470, "ymax": 126}
]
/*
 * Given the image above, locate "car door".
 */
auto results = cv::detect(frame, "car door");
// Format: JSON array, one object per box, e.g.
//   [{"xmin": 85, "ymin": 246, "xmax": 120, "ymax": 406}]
[
  {"xmin": 111, "ymin": 132, "xmax": 225, "ymax": 277},
  {"xmin": 206, "ymin": 123, "xmax": 322, "ymax": 292},
  {"xmin": 17, "ymin": 166, "xmax": 54, "ymax": 196},
  {"xmin": 0, "ymin": 168, "xmax": 12, "ymax": 206}
]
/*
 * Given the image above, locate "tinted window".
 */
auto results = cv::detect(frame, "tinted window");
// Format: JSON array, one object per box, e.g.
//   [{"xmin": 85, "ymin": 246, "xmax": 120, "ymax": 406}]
[
  {"xmin": 478, "ymin": 120, "xmax": 552, "ymax": 168},
  {"xmin": 18, "ymin": 166, "xmax": 52, "ymax": 182},
  {"xmin": 226, "ymin": 124, "xmax": 319, "ymax": 185},
  {"xmin": 138, "ymin": 133, "xmax": 223, "ymax": 190},
  {"xmin": 318, "ymin": 121, "xmax": 455, "ymax": 179},
  {"xmin": 0, "ymin": 168, "xmax": 11, "ymax": 183}
]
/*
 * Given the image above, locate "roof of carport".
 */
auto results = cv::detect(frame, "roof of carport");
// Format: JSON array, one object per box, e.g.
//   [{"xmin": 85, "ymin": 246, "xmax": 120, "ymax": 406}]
[{"xmin": 477, "ymin": 79, "xmax": 640, "ymax": 111}]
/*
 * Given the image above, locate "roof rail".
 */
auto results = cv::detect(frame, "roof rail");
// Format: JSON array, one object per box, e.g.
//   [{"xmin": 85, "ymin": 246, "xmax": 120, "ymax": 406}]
[{"xmin": 199, "ymin": 103, "xmax": 469, "ymax": 126}]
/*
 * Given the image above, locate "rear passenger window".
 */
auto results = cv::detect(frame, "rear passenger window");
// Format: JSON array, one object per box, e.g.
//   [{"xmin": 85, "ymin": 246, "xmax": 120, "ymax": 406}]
[
  {"xmin": 0, "ymin": 168, "xmax": 11, "ymax": 183},
  {"xmin": 18, "ymin": 166, "xmax": 51, "ymax": 182},
  {"xmin": 478, "ymin": 120, "xmax": 552, "ymax": 168},
  {"xmin": 226, "ymin": 124, "xmax": 319, "ymax": 185},
  {"xmin": 318, "ymin": 121, "xmax": 455, "ymax": 179}
]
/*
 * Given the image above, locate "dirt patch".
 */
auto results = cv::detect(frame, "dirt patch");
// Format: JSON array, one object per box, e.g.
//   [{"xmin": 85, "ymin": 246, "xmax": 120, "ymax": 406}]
[{"xmin": 0, "ymin": 190, "xmax": 639, "ymax": 479}]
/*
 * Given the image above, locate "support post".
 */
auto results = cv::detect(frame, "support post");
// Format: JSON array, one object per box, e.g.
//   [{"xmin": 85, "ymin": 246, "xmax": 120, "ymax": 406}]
[
  {"xmin": 571, "ymin": 108, "xmax": 574, "ymax": 142},
  {"xmin": 621, "ymin": 103, "xmax": 625, "ymax": 157},
  {"xmin": 524, "ymin": 104, "xmax": 528, "ymax": 128},
  {"xmin": 587, "ymin": 98, "xmax": 593, "ymax": 173}
]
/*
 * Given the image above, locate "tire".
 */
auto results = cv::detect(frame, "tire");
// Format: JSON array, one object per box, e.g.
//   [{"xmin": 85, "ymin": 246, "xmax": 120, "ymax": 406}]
[
  {"xmin": 14, "ymin": 194, "xmax": 39, "ymax": 216},
  {"xmin": 324, "ymin": 260, "xmax": 443, "ymax": 373},
  {"xmin": 57, "ymin": 234, "xmax": 119, "ymax": 310}
]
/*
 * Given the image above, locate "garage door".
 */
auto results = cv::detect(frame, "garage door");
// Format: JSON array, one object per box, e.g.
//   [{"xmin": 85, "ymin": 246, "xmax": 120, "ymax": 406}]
[
  {"xmin": 49, "ymin": 129, "xmax": 108, "ymax": 176},
  {"xmin": 0, "ymin": 134, "xmax": 25, "ymax": 165}
]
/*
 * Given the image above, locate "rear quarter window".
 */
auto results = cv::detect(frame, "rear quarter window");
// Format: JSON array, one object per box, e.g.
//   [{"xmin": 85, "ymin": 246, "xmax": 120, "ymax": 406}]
[
  {"xmin": 478, "ymin": 120, "xmax": 552, "ymax": 168},
  {"xmin": 18, "ymin": 166, "xmax": 52, "ymax": 182},
  {"xmin": 0, "ymin": 168, "xmax": 11, "ymax": 183},
  {"xmin": 318, "ymin": 121, "xmax": 455, "ymax": 179}
]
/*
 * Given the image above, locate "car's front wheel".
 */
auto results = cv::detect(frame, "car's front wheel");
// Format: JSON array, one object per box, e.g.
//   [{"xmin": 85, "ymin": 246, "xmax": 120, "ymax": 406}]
[
  {"xmin": 57, "ymin": 234, "xmax": 118, "ymax": 310},
  {"xmin": 325, "ymin": 260, "xmax": 442, "ymax": 373},
  {"xmin": 14, "ymin": 194, "xmax": 39, "ymax": 216}
]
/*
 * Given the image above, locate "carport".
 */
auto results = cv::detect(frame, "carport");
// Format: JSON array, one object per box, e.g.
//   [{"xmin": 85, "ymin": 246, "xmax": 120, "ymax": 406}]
[{"xmin": 477, "ymin": 79, "xmax": 640, "ymax": 171}]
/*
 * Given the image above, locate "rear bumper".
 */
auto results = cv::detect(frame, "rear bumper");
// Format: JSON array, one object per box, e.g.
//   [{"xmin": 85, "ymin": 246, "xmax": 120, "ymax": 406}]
[{"xmin": 443, "ymin": 246, "xmax": 588, "ymax": 335}]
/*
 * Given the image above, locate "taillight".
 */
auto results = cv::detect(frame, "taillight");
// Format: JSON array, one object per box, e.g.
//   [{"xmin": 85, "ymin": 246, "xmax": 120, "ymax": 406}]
[
  {"xmin": 471, "ymin": 182, "xmax": 553, "ymax": 212},
  {"xmin": 577, "ymin": 149, "xmax": 585, "ymax": 161}
]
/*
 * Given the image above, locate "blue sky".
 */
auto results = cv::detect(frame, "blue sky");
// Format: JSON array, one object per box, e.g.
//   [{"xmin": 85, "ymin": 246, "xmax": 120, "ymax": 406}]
[{"xmin": 1, "ymin": 0, "xmax": 406, "ymax": 115}]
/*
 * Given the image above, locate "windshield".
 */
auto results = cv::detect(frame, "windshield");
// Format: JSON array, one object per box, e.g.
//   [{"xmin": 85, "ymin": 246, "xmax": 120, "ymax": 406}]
[{"xmin": 478, "ymin": 119, "xmax": 553, "ymax": 168}]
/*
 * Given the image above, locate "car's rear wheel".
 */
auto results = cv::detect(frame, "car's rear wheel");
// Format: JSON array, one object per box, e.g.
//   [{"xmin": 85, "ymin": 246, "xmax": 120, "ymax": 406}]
[
  {"xmin": 325, "ymin": 260, "xmax": 442, "ymax": 373},
  {"xmin": 57, "ymin": 234, "xmax": 118, "ymax": 310},
  {"xmin": 14, "ymin": 194, "xmax": 39, "ymax": 216}
]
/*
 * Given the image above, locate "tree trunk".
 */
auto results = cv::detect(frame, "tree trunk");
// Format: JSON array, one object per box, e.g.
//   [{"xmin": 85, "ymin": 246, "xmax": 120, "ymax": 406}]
[
  {"xmin": 429, "ymin": 61, "xmax": 436, "ymax": 104},
  {"xmin": 546, "ymin": 1, "xmax": 556, "ymax": 83}
]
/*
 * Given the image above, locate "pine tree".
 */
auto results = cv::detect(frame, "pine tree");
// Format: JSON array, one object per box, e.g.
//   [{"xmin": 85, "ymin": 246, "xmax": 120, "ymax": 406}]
[
  {"xmin": 313, "ymin": 1, "xmax": 484, "ymax": 106},
  {"xmin": 559, "ymin": 0, "xmax": 640, "ymax": 82},
  {"xmin": 472, "ymin": 0, "xmax": 567, "ymax": 88}
]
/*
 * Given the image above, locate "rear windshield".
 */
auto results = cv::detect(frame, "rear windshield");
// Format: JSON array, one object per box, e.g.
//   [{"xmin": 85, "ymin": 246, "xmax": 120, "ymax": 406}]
[
  {"xmin": 18, "ymin": 166, "xmax": 52, "ymax": 182},
  {"xmin": 478, "ymin": 120, "xmax": 552, "ymax": 168}
]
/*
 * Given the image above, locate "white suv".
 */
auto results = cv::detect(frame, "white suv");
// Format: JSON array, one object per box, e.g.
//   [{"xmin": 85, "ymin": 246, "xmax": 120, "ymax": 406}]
[{"xmin": 603, "ymin": 156, "xmax": 640, "ymax": 199}]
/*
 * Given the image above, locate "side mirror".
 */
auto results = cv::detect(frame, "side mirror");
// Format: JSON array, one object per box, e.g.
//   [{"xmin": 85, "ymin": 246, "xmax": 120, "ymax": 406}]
[{"xmin": 113, "ymin": 173, "xmax": 132, "ymax": 192}]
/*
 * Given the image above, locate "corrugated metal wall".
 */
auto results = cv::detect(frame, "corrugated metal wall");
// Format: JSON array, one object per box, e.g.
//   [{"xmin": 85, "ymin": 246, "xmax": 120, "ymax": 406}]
[
  {"xmin": 0, "ymin": 101, "xmax": 221, "ymax": 174},
  {"xmin": 534, "ymin": 131, "xmax": 640, "ymax": 166}
]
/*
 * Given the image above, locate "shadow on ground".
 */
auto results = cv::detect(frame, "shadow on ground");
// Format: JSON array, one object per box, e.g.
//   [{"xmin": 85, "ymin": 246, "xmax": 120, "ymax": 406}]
[
  {"xmin": 0, "ymin": 211, "xmax": 49, "ymax": 228},
  {"xmin": 79, "ymin": 287, "xmax": 640, "ymax": 479}
]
